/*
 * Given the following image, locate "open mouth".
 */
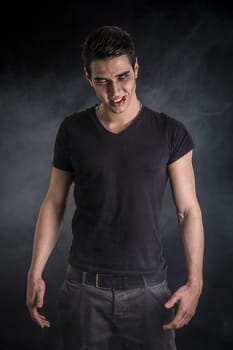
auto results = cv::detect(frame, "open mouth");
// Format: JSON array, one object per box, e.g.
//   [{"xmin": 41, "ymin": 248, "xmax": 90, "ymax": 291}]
[{"xmin": 110, "ymin": 96, "xmax": 126, "ymax": 107}]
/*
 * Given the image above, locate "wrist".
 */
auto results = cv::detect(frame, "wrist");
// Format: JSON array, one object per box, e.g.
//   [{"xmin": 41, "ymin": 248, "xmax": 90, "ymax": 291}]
[
  {"xmin": 27, "ymin": 266, "xmax": 43, "ymax": 280},
  {"xmin": 187, "ymin": 278, "xmax": 203, "ymax": 292}
]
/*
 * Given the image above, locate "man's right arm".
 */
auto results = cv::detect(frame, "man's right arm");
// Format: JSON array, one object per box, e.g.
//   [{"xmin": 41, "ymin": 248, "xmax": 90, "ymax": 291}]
[{"xmin": 26, "ymin": 166, "xmax": 74, "ymax": 328}]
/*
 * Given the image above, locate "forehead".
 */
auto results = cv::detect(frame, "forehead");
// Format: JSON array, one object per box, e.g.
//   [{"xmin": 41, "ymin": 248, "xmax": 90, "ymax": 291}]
[{"xmin": 89, "ymin": 55, "xmax": 133, "ymax": 77}]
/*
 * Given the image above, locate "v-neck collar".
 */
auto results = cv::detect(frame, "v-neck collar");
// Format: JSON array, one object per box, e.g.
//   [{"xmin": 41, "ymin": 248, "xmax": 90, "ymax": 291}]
[{"xmin": 92, "ymin": 104, "xmax": 144, "ymax": 136}]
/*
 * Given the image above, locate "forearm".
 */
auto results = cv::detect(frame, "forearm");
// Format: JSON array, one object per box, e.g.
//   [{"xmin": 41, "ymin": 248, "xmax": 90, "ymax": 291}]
[
  {"xmin": 178, "ymin": 204, "xmax": 204, "ymax": 290},
  {"xmin": 28, "ymin": 199, "xmax": 66, "ymax": 278}
]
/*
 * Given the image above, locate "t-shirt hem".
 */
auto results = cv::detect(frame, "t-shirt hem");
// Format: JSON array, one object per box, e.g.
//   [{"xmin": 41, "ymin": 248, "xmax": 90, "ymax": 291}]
[
  {"xmin": 167, "ymin": 144, "xmax": 195, "ymax": 165},
  {"xmin": 68, "ymin": 260, "xmax": 166, "ymax": 276},
  {"xmin": 52, "ymin": 162, "xmax": 74, "ymax": 172}
]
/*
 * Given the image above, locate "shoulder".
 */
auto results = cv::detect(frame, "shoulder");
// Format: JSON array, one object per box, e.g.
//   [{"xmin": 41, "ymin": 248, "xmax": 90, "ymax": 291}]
[
  {"xmin": 142, "ymin": 105, "xmax": 180, "ymax": 124},
  {"xmin": 142, "ymin": 105, "xmax": 163, "ymax": 120},
  {"xmin": 55, "ymin": 106, "xmax": 96, "ymax": 136},
  {"xmin": 160, "ymin": 111, "xmax": 189, "ymax": 131},
  {"xmin": 142, "ymin": 105, "xmax": 188, "ymax": 132},
  {"xmin": 61, "ymin": 105, "xmax": 95, "ymax": 126}
]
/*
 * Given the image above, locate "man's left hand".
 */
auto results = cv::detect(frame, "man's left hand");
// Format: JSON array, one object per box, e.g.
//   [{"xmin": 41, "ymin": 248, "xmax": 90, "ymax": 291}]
[{"xmin": 162, "ymin": 282, "xmax": 202, "ymax": 330}]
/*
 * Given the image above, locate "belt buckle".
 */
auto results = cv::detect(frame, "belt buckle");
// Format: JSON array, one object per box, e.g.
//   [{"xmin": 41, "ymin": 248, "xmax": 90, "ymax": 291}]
[
  {"xmin": 95, "ymin": 273, "xmax": 99, "ymax": 288},
  {"xmin": 95, "ymin": 272, "xmax": 114, "ymax": 289}
]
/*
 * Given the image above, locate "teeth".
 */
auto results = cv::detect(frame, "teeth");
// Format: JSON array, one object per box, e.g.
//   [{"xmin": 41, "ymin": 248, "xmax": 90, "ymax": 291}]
[{"xmin": 112, "ymin": 97, "xmax": 123, "ymax": 103}]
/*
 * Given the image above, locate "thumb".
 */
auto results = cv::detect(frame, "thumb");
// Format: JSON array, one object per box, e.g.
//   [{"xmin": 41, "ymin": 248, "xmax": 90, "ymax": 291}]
[
  {"xmin": 36, "ymin": 283, "xmax": 45, "ymax": 308},
  {"xmin": 164, "ymin": 294, "xmax": 179, "ymax": 309},
  {"xmin": 36, "ymin": 292, "xmax": 44, "ymax": 308}
]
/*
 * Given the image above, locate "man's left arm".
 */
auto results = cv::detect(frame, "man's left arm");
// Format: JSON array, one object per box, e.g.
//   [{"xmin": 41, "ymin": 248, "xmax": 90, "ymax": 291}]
[{"xmin": 163, "ymin": 150, "xmax": 204, "ymax": 330}]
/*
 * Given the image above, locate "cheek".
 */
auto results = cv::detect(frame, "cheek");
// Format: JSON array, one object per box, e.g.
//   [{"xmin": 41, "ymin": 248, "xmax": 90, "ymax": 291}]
[
  {"xmin": 123, "ymin": 78, "xmax": 136, "ymax": 92},
  {"xmin": 93, "ymin": 87, "xmax": 106, "ymax": 99}
]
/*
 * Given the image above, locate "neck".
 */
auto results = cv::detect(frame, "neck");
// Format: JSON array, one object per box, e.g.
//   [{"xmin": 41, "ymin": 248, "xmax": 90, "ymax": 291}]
[{"xmin": 96, "ymin": 96, "xmax": 142, "ymax": 125}]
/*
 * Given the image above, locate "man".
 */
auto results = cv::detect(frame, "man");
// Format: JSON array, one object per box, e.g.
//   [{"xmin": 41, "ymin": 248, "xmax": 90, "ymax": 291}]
[{"xmin": 26, "ymin": 25, "xmax": 204, "ymax": 349}]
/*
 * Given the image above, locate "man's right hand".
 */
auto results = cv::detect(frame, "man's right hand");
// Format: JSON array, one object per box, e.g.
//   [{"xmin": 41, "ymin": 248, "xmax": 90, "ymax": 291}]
[{"xmin": 26, "ymin": 272, "xmax": 50, "ymax": 328}]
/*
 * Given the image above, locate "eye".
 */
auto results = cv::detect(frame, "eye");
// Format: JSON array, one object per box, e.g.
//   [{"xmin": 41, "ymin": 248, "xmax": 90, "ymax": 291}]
[
  {"xmin": 95, "ymin": 79, "xmax": 108, "ymax": 85},
  {"xmin": 118, "ymin": 73, "xmax": 129, "ymax": 81}
]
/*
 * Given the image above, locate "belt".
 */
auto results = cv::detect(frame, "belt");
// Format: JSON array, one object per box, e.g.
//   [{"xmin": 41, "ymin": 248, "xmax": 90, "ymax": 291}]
[{"xmin": 66, "ymin": 264, "xmax": 167, "ymax": 290}]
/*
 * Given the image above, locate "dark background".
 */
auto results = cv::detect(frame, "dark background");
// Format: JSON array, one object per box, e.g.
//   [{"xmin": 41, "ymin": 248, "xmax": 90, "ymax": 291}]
[{"xmin": 1, "ymin": 1, "xmax": 233, "ymax": 349}]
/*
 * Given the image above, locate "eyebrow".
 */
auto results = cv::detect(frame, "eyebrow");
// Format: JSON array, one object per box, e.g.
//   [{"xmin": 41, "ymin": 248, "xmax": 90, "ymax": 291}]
[{"xmin": 94, "ymin": 71, "xmax": 131, "ymax": 81}]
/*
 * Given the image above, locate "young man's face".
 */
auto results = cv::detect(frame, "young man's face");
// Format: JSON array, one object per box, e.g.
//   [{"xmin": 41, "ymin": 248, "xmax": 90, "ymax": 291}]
[{"xmin": 85, "ymin": 54, "xmax": 139, "ymax": 114}]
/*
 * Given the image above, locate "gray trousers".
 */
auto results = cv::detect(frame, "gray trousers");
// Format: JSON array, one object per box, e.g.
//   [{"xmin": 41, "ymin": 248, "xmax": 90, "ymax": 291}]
[{"xmin": 58, "ymin": 275, "xmax": 177, "ymax": 350}]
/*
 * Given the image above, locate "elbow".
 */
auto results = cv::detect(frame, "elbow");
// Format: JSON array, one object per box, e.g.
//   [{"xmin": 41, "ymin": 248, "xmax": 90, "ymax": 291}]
[
  {"xmin": 177, "ymin": 211, "xmax": 185, "ymax": 225},
  {"xmin": 41, "ymin": 197, "xmax": 67, "ymax": 220},
  {"xmin": 177, "ymin": 202, "xmax": 202, "ymax": 225}
]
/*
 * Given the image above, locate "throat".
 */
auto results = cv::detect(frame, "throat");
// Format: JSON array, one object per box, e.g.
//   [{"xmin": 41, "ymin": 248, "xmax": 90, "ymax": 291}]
[{"xmin": 96, "ymin": 100, "xmax": 142, "ymax": 131}]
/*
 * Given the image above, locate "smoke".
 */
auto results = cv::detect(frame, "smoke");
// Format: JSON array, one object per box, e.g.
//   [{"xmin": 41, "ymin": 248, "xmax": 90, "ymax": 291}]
[{"xmin": 1, "ymin": 3, "xmax": 233, "ymax": 349}]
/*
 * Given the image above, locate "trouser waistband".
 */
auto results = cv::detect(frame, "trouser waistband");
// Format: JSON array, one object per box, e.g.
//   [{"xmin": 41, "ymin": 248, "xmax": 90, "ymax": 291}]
[{"xmin": 65, "ymin": 264, "xmax": 167, "ymax": 290}]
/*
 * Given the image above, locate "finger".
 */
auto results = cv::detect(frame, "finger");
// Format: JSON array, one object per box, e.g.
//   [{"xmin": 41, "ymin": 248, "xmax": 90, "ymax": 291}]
[
  {"xmin": 163, "ymin": 306, "xmax": 186, "ymax": 330},
  {"xmin": 175, "ymin": 307, "xmax": 195, "ymax": 328},
  {"xmin": 164, "ymin": 294, "xmax": 180, "ymax": 309},
  {"xmin": 164, "ymin": 310, "xmax": 192, "ymax": 330},
  {"xmin": 163, "ymin": 320, "xmax": 176, "ymax": 331},
  {"xmin": 173, "ymin": 315, "xmax": 187, "ymax": 329},
  {"xmin": 182, "ymin": 313, "xmax": 193, "ymax": 327},
  {"xmin": 38, "ymin": 317, "xmax": 50, "ymax": 328},
  {"xmin": 163, "ymin": 319, "xmax": 184, "ymax": 330},
  {"xmin": 31, "ymin": 308, "xmax": 50, "ymax": 328},
  {"xmin": 30, "ymin": 306, "xmax": 40, "ymax": 321},
  {"xmin": 163, "ymin": 315, "xmax": 178, "ymax": 330}
]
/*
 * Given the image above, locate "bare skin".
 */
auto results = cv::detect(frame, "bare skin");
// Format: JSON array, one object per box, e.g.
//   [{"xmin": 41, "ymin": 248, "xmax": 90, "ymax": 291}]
[
  {"xmin": 163, "ymin": 150, "xmax": 204, "ymax": 330},
  {"xmin": 26, "ymin": 167, "xmax": 73, "ymax": 327},
  {"xmin": 85, "ymin": 55, "xmax": 140, "ymax": 129}
]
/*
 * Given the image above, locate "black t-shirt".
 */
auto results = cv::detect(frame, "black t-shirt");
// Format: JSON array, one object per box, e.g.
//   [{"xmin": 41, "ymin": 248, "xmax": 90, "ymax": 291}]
[{"xmin": 53, "ymin": 105, "xmax": 195, "ymax": 276}]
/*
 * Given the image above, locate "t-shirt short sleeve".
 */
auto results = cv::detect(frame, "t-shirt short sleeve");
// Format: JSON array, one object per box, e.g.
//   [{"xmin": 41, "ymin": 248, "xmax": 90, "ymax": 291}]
[
  {"xmin": 165, "ymin": 114, "xmax": 195, "ymax": 165},
  {"xmin": 52, "ymin": 117, "xmax": 74, "ymax": 172}
]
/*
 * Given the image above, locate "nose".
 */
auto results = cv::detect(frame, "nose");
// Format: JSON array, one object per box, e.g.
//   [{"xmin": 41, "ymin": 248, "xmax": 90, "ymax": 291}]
[{"xmin": 107, "ymin": 81, "xmax": 121, "ymax": 96}]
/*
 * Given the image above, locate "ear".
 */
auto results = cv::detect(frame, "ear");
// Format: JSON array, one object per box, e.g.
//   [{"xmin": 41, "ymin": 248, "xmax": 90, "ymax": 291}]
[
  {"xmin": 84, "ymin": 68, "xmax": 93, "ymax": 87},
  {"xmin": 134, "ymin": 57, "xmax": 139, "ymax": 79}
]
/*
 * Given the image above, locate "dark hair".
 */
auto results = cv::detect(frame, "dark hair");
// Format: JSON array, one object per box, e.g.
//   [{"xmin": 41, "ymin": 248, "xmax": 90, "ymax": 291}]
[{"xmin": 81, "ymin": 25, "xmax": 136, "ymax": 76}]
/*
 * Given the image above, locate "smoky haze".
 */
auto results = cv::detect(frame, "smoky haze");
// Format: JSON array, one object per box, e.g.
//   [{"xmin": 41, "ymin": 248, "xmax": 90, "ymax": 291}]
[{"xmin": 1, "ymin": 3, "xmax": 233, "ymax": 349}]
